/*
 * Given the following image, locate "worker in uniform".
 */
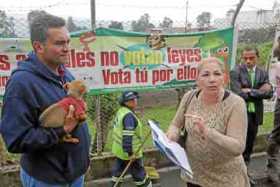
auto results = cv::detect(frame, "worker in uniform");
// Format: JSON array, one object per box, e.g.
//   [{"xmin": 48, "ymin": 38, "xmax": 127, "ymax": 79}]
[{"xmin": 111, "ymin": 91, "xmax": 152, "ymax": 187}]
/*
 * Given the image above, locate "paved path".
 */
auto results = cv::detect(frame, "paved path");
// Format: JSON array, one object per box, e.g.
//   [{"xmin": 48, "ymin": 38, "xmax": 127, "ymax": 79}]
[
  {"xmin": 86, "ymin": 152, "xmax": 275, "ymax": 187},
  {"xmin": 249, "ymin": 153, "xmax": 280, "ymax": 187}
]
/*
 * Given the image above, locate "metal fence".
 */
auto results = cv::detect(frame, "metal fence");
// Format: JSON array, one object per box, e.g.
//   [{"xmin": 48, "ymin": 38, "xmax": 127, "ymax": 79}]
[
  {"xmin": 88, "ymin": 22, "xmax": 277, "ymax": 155},
  {"xmin": 0, "ymin": 4, "xmax": 278, "ymax": 156}
]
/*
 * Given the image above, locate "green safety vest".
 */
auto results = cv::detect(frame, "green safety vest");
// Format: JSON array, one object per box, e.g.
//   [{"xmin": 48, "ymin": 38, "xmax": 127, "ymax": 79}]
[{"xmin": 112, "ymin": 107, "xmax": 143, "ymax": 160}]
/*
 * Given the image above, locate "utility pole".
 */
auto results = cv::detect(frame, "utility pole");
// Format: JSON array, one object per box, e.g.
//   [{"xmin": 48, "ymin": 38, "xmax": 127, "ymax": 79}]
[
  {"xmin": 90, "ymin": 0, "xmax": 101, "ymax": 155},
  {"xmin": 185, "ymin": 0, "xmax": 189, "ymax": 32},
  {"xmin": 90, "ymin": 0, "xmax": 96, "ymax": 30},
  {"xmin": 231, "ymin": 0, "xmax": 245, "ymax": 26}
]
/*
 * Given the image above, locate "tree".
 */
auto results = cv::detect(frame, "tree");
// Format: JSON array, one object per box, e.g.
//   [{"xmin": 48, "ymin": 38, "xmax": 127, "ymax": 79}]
[
  {"xmin": 108, "ymin": 21, "xmax": 123, "ymax": 30},
  {"xmin": 67, "ymin": 17, "xmax": 79, "ymax": 32},
  {"xmin": 238, "ymin": 26, "xmax": 275, "ymax": 44},
  {"xmin": 131, "ymin": 13, "xmax": 155, "ymax": 32},
  {"xmin": 66, "ymin": 17, "xmax": 88, "ymax": 32},
  {"xmin": 86, "ymin": 93, "xmax": 119, "ymax": 154},
  {"xmin": 226, "ymin": 9, "xmax": 235, "ymax": 17},
  {"xmin": 159, "ymin": 17, "xmax": 173, "ymax": 32},
  {"xmin": 196, "ymin": 12, "xmax": 212, "ymax": 30},
  {"xmin": 0, "ymin": 10, "xmax": 17, "ymax": 38},
  {"xmin": 274, "ymin": 9, "xmax": 280, "ymax": 23},
  {"xmin": 27, "ymin": 10, "xmax": 48, "ymax": 26}
]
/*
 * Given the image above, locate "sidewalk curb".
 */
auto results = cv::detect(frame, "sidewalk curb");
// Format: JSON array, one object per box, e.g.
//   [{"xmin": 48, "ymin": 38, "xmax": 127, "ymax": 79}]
[
  {"xmin": 86, "ymin": 152, "xmax": 269, "ymax": 186},
  {"xmin": 85, "ymin": 166, "xmax": 180, "ymax": 187}
]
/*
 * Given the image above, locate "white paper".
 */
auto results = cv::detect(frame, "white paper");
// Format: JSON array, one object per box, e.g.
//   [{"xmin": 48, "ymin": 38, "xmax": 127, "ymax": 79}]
[{"xmin": 148, "ymin": 120, "xmax": 193, "ymax": 178}]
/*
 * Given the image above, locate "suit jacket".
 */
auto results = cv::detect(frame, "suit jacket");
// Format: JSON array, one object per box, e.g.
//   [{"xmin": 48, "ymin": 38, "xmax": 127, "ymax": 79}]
[{"xmin": 230, "ymin": 64, "xmax": 273, "ymax": 125}]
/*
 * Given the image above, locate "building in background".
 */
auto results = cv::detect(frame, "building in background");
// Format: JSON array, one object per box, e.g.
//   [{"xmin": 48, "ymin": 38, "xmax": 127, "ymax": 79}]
[{"xmin": 214, "ymin": 9, "xmax": 274, "ymax": 29}]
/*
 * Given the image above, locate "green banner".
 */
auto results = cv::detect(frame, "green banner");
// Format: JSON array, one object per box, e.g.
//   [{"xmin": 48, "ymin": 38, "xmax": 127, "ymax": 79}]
[{"xmin": 0, "ymin": 27, "xmax": 235, "ymax": 95}]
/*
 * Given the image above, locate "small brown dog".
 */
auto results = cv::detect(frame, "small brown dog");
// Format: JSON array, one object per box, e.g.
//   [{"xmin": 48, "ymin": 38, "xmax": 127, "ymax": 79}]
[{"xmin": 39, "ymin": 80, "xmax": 87, "ymax": 143}]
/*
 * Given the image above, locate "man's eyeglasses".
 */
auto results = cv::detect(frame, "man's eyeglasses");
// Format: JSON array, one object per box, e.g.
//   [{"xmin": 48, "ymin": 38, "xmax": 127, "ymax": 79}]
[{"xmin": 243, "ymin": 56, "xmax": 256, "ymax": 61}]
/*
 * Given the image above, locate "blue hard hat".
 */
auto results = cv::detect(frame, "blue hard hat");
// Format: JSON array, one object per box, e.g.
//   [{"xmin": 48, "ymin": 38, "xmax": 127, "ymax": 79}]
[{"xmin": 119, "ymin": 91, "xmax": 139, "ymax": 104}]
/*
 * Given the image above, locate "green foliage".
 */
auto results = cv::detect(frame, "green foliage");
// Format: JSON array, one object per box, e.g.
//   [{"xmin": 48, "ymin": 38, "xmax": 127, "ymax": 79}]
[
  {"xmin": 259, "ymin": 42, "xmax": 273, "ymax": 68},
  {"xmin": 235, "ymin": 26, "xmax": 275, "ymax": 68},
  {"xmin": 66, "ymin": 17, "xmax": 87, "ymax": 32},
  {"xmin": 85, "ymin": 93, "xmax": 119, "ymax": 121},
  {"xmin": 103, "ymin": 106, "xmax": 274, "ymax": 152},
  {"xmin": 196, "ymin": 12, "xmax": 212, "ymax": 29},
  {"xmin": 238, "ymin": 26, "xmax": 275, "ymax": 44},
  {"xmin": 236, "ymin": 42, "xmax": 273, "ymax": 68},
  {"xmin": 85, "ymin": 93, "xmax": 120, "ymax": 152},
  {"xmin": 0, "ymin": 10, "xmax": 17, "ymax": 38},
  {"xmin": 67, "ymin": 17, "xmax": 79, "ymax": 32},
  {"xmin": 86, "ymin": 118, "xmax": 95, "ymax": 140},
  {"xmin": 259, "ymin": 112, "xmax": 274, "ymax": 135},
  {"xmin": 0, "ymin": 137, "xmax": 19, "ymax": 165},
  {"xmin": 159, "ymin": 17, "xmax": 173, "ymax": 31},
  {"xmin": 104, "ymin": 105, "xmax": 177, "ymax": 151},
  {"xmin": 0, "ymin": 105, "xmax": 274, "ymax": 161},
  {"xmin": 108, "ymin": 21, "xmax": 124, "ymax": 30},
  {"xmin": 131, "ymin": 13, "xmax": 155, "ymax": 32},
  {"xmin": 140, "ymin": 105, "xmax": 177, "ymax": 148}
]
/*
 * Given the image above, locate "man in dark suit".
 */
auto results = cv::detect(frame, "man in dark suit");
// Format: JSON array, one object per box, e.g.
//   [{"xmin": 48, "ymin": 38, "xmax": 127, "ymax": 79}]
[{"xmin": 230, "ymin": 47, "xmax": 273, "ymax": 185}]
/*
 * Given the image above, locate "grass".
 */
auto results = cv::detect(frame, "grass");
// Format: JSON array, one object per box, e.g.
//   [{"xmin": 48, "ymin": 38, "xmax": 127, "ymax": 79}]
[
  {"xmin": 103, "ymin": 105, "xmax": 177, "ymax": 151},
  {"xmin": 259, "ymin": 112, "xmax": 274, "ymax": 134},
  {"xmin": 101, "ymin": 106, "xmax": 274, "ymax": 152},
  {"xmin": 0, "ymin": 107, "xmax": 275, "ymax": 163}
]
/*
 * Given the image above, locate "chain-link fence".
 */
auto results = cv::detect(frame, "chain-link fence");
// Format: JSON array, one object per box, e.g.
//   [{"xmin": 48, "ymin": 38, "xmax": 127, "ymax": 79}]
[
  {"xmin": 87, "ymin": 23, "xmax": 277, "ymax": 155},
  {"xmin": 0, "ymin": 2, "xmax": 277, "ymax": 157}
]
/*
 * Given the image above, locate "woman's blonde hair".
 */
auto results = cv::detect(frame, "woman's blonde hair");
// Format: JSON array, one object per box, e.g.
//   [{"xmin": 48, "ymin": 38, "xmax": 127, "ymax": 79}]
[{"xmin": 197, "ymin": 57, "xmax": 225, "ymax": 74}]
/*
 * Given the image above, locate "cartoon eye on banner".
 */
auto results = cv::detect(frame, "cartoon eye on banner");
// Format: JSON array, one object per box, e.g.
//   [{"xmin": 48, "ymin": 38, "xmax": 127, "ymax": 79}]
[{"xmin": 0, "ymin": 27, "xmax": 236, "ymax": 95}]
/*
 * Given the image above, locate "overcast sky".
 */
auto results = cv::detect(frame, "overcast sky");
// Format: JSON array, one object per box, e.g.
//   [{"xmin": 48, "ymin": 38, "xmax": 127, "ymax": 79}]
[{"xmin": 1, "ymin": 0, "xmax": 278, "ymax": 23}]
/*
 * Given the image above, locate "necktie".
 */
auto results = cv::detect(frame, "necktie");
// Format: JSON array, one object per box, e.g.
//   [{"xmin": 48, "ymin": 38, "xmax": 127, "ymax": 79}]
[
  {"xmin": 248, "ymin": 69, "xmax": 255, "ymax": 112},
  {"xmin": 249, "ymin": 69, "xmax": 255, "ymax": 86}
]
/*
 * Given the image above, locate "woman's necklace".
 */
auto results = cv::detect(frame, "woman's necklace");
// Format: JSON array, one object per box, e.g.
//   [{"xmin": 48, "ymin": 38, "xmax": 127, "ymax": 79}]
[{"xmin": 194, "ymin": 90, "xmax": 225, "ymax": 130}]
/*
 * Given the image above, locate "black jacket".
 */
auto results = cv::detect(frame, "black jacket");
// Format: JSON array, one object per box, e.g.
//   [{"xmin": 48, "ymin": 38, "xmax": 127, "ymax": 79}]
[{"xmin": 230, "ymin": 64, "xmax": 273, "ymax": 125}]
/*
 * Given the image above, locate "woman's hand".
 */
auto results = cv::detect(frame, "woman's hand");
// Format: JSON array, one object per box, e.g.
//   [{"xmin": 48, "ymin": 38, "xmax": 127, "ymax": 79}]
[
  {"xmin": 166, "ymin": 126, "xmax": 179, "ymax": 142},
  {"xmin": 185, "ymin": 114, "xmax": 209, "ymax": 140},
  {"xmin": 166, "ymin": 132, "xmax": 177, "ymax": 142}
]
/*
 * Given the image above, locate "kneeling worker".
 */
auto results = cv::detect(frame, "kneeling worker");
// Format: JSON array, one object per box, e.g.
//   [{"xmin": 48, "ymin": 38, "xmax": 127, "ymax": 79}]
[{"xmin": 111, "ymin": 91, "xmax": 152, "ymax": 187}]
